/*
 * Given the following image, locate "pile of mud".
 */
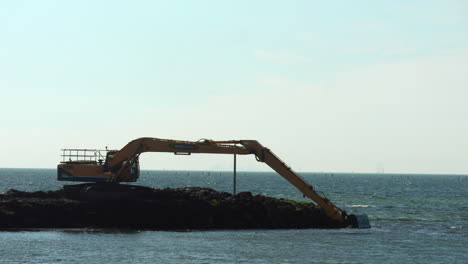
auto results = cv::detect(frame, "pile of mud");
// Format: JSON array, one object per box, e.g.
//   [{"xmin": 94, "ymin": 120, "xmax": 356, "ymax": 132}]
[{"xmin": 0, "ymin": 183, "xmax": 345, "ymax": 230}]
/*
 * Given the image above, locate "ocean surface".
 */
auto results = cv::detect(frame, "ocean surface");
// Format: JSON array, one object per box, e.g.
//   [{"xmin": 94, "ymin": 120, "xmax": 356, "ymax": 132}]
[{"xmin": 0, "ymin": 169, "xmax": 466, "ymax": 264}]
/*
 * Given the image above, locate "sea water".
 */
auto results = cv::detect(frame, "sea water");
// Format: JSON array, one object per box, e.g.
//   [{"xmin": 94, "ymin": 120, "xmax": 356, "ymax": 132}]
[{"xmin": 0, "ymin": 169, "xmax": 466, "ymax": 264}]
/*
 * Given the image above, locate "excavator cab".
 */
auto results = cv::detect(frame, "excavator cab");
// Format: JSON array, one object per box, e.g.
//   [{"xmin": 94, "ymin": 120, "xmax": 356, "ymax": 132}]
[
  {"xmin": 104, "ymin": 150, "xmax": 140, "ymax": 182},
  {"xmin": 57, "ymin": 149, "xmax": 139, "ymax": 182}
]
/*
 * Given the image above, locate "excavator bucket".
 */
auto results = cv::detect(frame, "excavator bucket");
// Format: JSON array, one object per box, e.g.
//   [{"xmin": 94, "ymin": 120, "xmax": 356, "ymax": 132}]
[{"xmin": 348, "ymin": 214, "xmax": 371, "ymax": 228}]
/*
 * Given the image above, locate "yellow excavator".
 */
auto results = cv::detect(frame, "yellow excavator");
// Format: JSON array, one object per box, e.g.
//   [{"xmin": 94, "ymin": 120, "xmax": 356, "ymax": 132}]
[{"xmin": 57, "ymin": 137, "xmax": 370, "ymax": 228}]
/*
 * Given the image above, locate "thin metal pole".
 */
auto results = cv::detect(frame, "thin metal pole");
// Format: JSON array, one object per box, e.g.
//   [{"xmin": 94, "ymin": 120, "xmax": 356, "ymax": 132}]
[{"xmin": 233, "ymin": 154, "xmax": 237, "ymax": 195}]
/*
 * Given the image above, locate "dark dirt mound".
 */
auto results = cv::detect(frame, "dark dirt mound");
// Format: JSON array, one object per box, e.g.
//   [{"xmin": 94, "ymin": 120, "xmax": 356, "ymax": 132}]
[{"xmin": 0, "ymin": 183, "xmax": 345, "ymax": 230}]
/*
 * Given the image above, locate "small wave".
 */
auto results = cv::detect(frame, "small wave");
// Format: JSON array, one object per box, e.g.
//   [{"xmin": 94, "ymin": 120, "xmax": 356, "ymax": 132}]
[
  {"xmin": 347, "ymin": 204, "xmax": 374, "ymax": 208},
  {"xmin": 371, "ymin": 217, "xmax": 421, "ymax": 222},
  {"xmin": 395, "ymin": 217, "xmax": 414, "ymax": 221}
]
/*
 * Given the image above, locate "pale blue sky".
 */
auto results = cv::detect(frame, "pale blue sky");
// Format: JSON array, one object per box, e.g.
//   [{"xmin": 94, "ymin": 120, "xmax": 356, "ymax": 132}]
[{"xmin": 1, "ymin": 1, "xmax": 467, "ymax": 173}]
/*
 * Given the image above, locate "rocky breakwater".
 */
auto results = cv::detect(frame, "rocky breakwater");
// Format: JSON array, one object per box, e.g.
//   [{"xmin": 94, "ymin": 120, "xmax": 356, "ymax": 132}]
[{"xmin": 0, "ymin": 184, "xmax": 346, "ymax": 230}]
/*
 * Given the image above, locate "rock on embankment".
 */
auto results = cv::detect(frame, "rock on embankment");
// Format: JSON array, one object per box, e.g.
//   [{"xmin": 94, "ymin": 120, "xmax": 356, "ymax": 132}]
[{"xmin": 0, "ymin": 184, "xmax": 345, "ymax": 230}]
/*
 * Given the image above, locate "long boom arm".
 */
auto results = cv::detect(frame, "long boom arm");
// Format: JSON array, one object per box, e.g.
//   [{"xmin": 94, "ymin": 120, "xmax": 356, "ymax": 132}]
[{"xmin": 105, "ymin": 137, "xmax": 347, "ymax": 224}]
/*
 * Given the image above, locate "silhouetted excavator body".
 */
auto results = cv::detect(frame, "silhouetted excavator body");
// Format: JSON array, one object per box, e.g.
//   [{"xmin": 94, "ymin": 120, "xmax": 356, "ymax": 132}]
[{"xmin": 57, "ymin": 137, "xmax": 370, "ymax": 228}]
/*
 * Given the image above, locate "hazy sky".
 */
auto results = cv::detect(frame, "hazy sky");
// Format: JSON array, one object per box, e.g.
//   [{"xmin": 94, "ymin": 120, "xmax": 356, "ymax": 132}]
[{"xmin": 1, "ymin": 1, "xmax": 467, "ymax": 174}]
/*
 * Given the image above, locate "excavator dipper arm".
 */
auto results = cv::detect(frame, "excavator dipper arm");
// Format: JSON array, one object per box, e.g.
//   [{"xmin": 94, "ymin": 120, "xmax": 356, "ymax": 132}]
[{"xmin": 235, "ymin": 140, "xmax": 346, "ymax": 224}]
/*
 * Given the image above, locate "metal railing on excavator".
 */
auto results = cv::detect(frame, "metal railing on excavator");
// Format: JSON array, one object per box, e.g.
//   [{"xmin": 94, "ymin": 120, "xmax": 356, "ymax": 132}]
[{"xmin": 60, "ymin": 149, "xmax": 108, "ymax": 163}]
